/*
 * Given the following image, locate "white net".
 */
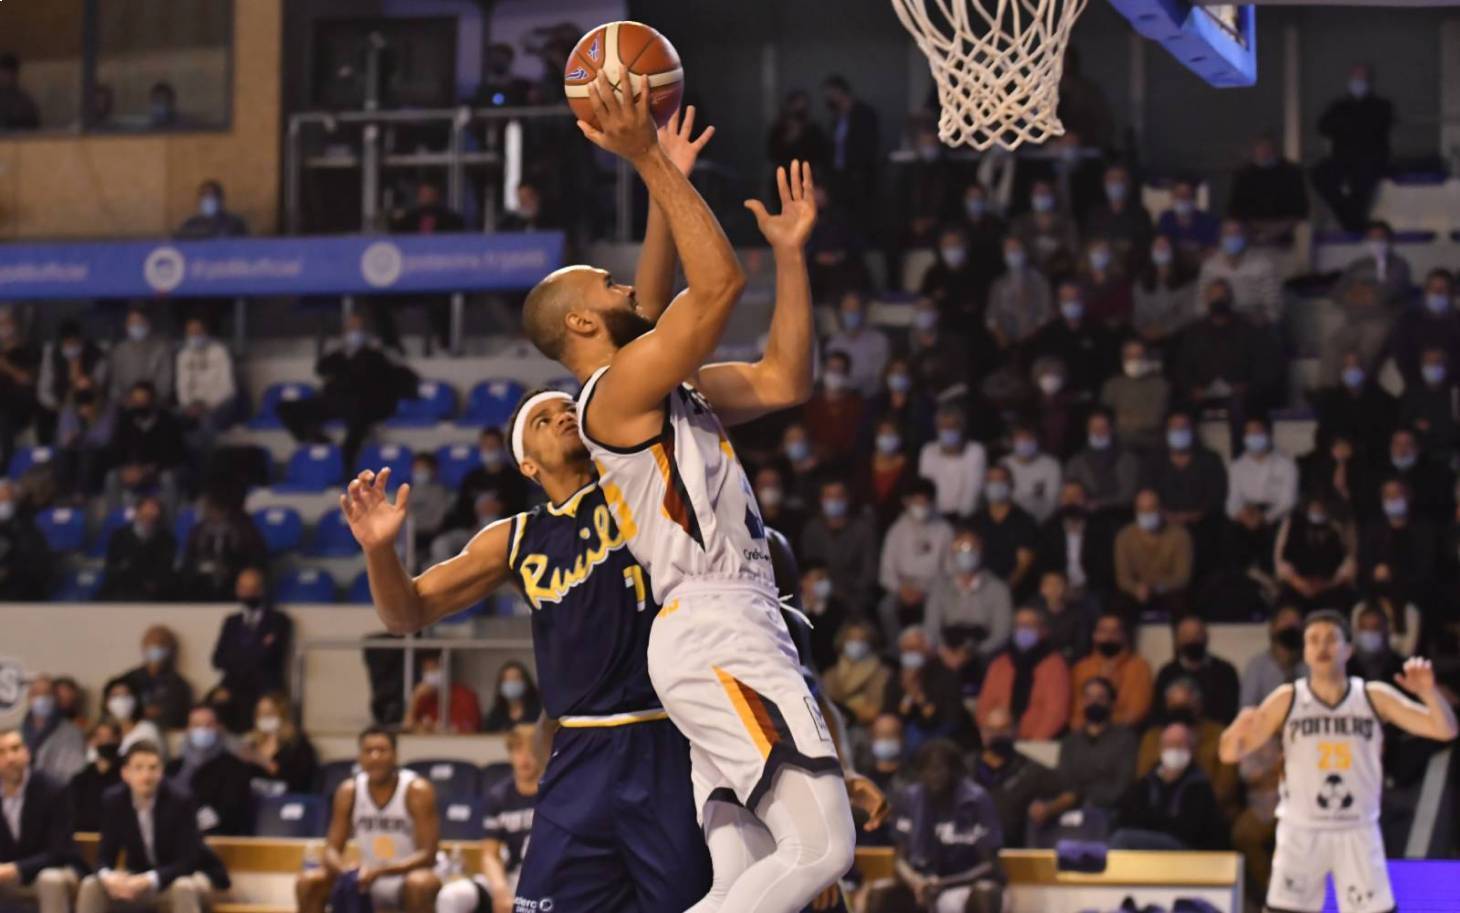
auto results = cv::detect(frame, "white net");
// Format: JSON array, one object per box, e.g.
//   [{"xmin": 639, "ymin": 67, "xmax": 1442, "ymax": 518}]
[{"xmin": 891, "ymin": 0, "xmax": 1088, "ymax": 150}]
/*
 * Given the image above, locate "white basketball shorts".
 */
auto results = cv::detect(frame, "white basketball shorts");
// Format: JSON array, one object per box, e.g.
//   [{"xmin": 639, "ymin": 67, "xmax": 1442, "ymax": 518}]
[
  {"xmin": 1267, "ymin": 821, "xmax": 1394, "ymax": 913},
  {"xmin": 647, "ymin": 578, "xmax": 841, "ymax": 817}
]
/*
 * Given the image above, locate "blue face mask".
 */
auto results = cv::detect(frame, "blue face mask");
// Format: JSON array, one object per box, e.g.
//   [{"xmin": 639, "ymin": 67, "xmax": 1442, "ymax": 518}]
[
  {"xmin": 1004, "ymin": 250, "xmax": 1027, "ymax": 271},
  {"xmin": 1061, "ymin": 301, "xmax": 1085, "ymax": 323},
  {"xmin": 30, "ymin": 696, "xmax": 55, "ymax": 718},
  {"xmin": 1392, "ymin": 452, "xmax": 1416, "ymax": 472},
  {"xmin": 1221, "ymin": 235, "xmax": 1246, "ymax": 256},
  {"xmin": 127, "ymin": 323, "xmax": 149, "ymax": 342},
  {"xmin": 900, "ymin": 651, "xmax": 926, "ymax": 670},
  {"xmin": 1243, "ymin": 433, "xmax": 1269, "ymax": 454},
  {"xmin": 938, "ymin": 429, "xmax": 963, "ymax": 450},
  {"xmin": 1349, "ymin": 79, "xmax": 1370, "ymax": 98},
  {"xmin": 1382, "ymin": 497, "xmax": 1407, "ymax": 519},
  {"xmin": 1137, "ymin": 511, "xmax": 1162, "ymax": 532},
  {"xmin": 876, "ymin": 433, "xmax": 901, "ymax": 455},
  {"xmin": 199, "ymin": 196, "xmax": 220, "ymax": 218},
  {"xmin": 500, "ymin": 679, "xmax": 527, "ymax": 701},
  {"xmin": 1151, "ymin": 247, "xmax": 1173, "ymax": 267},
  {"xmin": 822, "ymin": 497, "xmax": 848, "ymax": 519},
  {"xmin": 1423, "ymin": 363, "xmax": 1448, "ymax": 386},
  {"xmin": 1088, "ymin": 433, "xmax": 1111, "ymax": 450},
  {"xmin": 785, "ymin": 439, "xmax": 810, "ymax": 462},
  {"xmin": 914, "ymin": 310, "xmax": 939, "ymax": 332},
  {"xmin": 888, "ymin": 373, "xmax": 913, "ymax": 394},
  {"xmin": 840, "ymin": 311, "xmax": 863, "ymax": 331},
  {"xmin": 843, "ymin": 640, "xmax": 871, "ymax": 662},
  {"xmin": 953, "ymin": 548, "xmax": 980, "ymax": 573},
  {"xmin": 941, "ymin": 246, "xmax": 968, "ymax": 269},
  {"xmin": 188, "ymin": 727, "xmax": 218, "ymax": 750},
  {"xmin": 1172, "ymin": 200, "xmax": 1195, "ymax": 218},
  {"xmin": 1342, "ymin": 366, "xmax": 1366, "ymax": 390},
  {"xmin": 344, "ymin": 330, "xmax": 366, "ymax": 350},
  {"xmin": 1105, "ymin": 182, "xmax": 1127, "ymax": 203},
  {"xmin": 1012, "ymin": 627, "xmax": 1040, "ymax": 651},
  {"xmin": 1426, "ymin": 293, "xmax": 1451, "ymax": 315},
  {"xmin": 0, "ymin": 501, "xmax": 16, "ymax": 523},
  {"xmin": 1031, "ymin": 194, "xmax": 1055, "ymax": 213},
  {"xmin": 1167, "ymin": 427, "xmax": 1193, "ymax": 451},
  {"xmin": 985, "ymin": 481, "xmax": 1010, "ymax": 503},
  {"xmin": 964, "ymin": 199, "xmax": 986, "ymax": 220},
  {"xmin": 871, "ymin": 738, "xmax": 902, "ymax": 763},
  {"xmin": 1014, "ymin": 438, "xmax": 1038, "ymax": 459}
]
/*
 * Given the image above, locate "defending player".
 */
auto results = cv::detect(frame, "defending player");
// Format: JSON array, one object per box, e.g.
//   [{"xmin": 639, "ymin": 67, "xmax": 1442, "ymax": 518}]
[
  {"xmin": 1219, "ymin": 610, "xmax": 1457, "ymax": 913},
  {"xmin": 520, "ymin": 71, "xmax": 854, "ymax": 913}
]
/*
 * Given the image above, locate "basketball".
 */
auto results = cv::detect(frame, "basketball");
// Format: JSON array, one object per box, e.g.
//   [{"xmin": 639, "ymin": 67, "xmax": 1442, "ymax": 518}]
[{"xmin": 563, "ymin": 21, "xmax": 684, "ymax": 130}]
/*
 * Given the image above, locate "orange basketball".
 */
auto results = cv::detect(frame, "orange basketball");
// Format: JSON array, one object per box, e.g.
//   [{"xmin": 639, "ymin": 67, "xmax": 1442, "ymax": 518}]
[{"xmin": 564, "ymin": 21, "xmax": 684, "ymax": 130}]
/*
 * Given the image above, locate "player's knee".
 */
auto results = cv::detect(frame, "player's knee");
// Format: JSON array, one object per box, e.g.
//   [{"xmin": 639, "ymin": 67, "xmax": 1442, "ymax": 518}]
[
  {"xmin": 295, "ymin": 868, "xmax": 329, "ymax": 895},
  {"xmin": 965, "ymin": 881, "xmax": 1003, "ymax": 913},
  {"xmin": 404, "ymin": 869, "xmax": 441, "ymax": 896}
]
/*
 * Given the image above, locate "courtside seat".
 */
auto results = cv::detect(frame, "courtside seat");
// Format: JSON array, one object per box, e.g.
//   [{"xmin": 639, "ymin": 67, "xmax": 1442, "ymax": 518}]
[
  {"xmin": 385, "ymin": 380, "xmax": 458, "ymax": 428},
  {"xmin": 406, "ymin": 760, "xmax": 480, "ymax": 798},
  {"xmin": 355, "ymin": 444, "xmax": 412, "ymax": 484},
  {"xmin": 436, "ymin": 443, "xmax": 480, "ymax": 489},
  {"xmin": 308, "ymin": 509, "xmax": 357, "ymax": 558},
  {"xmin": 254, "ymin": 795, "xmax": 328, "ymax": 838},
  {"xmin": 276, "ymin": 445, "xmax": 343, "ymax": 493},
  {"xmin": 252, "ymin": 507, "xmax": 304, "ymax": 555},
  {"xmin": 461, "ymin": 379, "xmax": 524, "ymax": 428},
  {"xmin": 439, "ymin": 797, "xmax": 487, "ymax": 841},
  {"xmin": 7, "ymin": 445, "xmax": 55, "ymax": 479},
  {"xmin": 479, "ymin": 762, "xmax": 512, "ymax": 793},
  {"xmin": 276, "ymin": 568, "xmax": 337, "ymax": 604},
  {"xmin": 249, "ymin": 383, "xmax": 316, "ymax": 430},
  {"xmin": 315, "ymin": 760, "xmax": 359, "ymax": 798},
  {"xmin": 36, "ymin": 507, "xmax": 86, "ymax": 553}
]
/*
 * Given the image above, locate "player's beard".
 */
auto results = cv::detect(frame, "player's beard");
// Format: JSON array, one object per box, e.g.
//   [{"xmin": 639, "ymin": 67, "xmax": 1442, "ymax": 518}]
[{"xmin": 601, "ymin": 308, "xmax": 655, "ymax": 349}]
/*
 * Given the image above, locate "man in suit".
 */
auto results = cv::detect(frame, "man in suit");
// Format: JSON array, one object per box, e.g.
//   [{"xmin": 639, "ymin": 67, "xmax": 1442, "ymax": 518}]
[
  {"xmin": 0, "ymin": 728, "xmax": 82, "ymax": 913},
  {"xmin": 821, "ymin": 74, "xmax": 879, "ymax": 230},
  {"xmin": 164, "ymin": 706, "xmax": 255, "ymax": 836},
  {"xmin": 76, "ymin": 742, "xmax": 229, "ymax": 913},
  {"xmin": 209, "ymin": 567, "xmax": 292, "ymax": 732}
]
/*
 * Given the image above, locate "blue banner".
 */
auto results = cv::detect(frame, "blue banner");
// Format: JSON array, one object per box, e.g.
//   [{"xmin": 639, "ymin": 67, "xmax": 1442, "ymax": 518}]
[{"xmin": 0, "ymin": 232, "xmax": 566, "ymax": 300}]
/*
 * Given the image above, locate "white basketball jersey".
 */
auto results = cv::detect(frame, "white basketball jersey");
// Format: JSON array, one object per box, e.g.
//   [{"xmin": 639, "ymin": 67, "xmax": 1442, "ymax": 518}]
[
  {"xmin": 578, "ymin": 366, "xmax": 775, "ymax": 603},
  {"xmin": 1277, "ymin": 677, "xmax": 1383, "ymax": 828},
  {"xmin": 352, "ymin": 769, "xmax": 420, "ymax": 866}
]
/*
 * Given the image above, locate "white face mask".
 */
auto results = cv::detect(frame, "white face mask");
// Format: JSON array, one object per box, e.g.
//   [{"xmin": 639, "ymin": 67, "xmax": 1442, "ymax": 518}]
[
  {"xmin": 107, "ymin": 695, "xmax": 137, "ymax": 721},
  {"xmin": 256, "ymin": 715, "xmax": 281, "ymax": 735},
  {"xmin": 1161, "ymin": 747, "xmax": 1192, "ymax": 773},
  {"xmin": 422, "ymin": 670, "xmax": 445, "ymax": 689}
]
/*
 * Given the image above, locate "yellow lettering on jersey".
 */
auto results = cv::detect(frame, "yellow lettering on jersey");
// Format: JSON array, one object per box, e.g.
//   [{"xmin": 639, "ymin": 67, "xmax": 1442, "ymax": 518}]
[
  {"xmin": 595, "ymin": 465, "xmax": 640, "ymax": 541},
  {"xmin": 518, "ymin": 504, "xmax": 633, "ymax": 609},
  {"xmin": 623, "ymin": 565, "xmax": 646, "ymax": 612},
  {"xmin": 1317, "ymin": 742, "xmax": 1353, "ymax": 771}
]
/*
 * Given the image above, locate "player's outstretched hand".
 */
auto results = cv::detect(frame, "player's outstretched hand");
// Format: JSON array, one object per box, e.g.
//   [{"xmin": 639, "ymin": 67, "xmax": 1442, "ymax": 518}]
[
  {"xmin": 577, "ymin": 70, "xmax": 658, "ymax": 163},
  {"xmin": 744, "ymin": 160, "xmax": 817, "ymax": 252},
  {"xmin": 847, "ymin": 773, "xmax": 890, "ymax": 831},
  {"xmin": 659, "ymin": 104, "xmax": 714, "ymax": 177},
  {"xmin": 1395, "ymin": 657, "xmax": 1436, "ymax": 695},
  {"xmin": 339, "ymin": 467, "xmax": 411, "ymax": 553}
]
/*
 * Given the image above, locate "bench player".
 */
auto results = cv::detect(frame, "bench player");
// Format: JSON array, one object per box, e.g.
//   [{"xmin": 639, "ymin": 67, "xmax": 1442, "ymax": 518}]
[
  {"xmin": 1219, "ymin": 609, "xmax": 1457, "ymax": 913},
  {"xmin": 520, "ymin": 71, "xmax": 854, "ymax": 912}
]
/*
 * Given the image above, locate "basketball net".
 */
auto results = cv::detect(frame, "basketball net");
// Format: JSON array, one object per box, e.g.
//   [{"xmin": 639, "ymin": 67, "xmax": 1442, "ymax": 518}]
[{"xmin": 892, "ymin": 0, "xmax": 1087, "ymax": 150}]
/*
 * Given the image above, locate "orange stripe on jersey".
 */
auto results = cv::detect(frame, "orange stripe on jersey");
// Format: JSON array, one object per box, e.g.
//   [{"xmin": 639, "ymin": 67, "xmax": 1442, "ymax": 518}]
[
  {"xmin": 651, "ymin": 430, "xmax": 705, "ymax": 549},
  {"xmin": 715, "ymin": 667, "xmax": 774, "ymax": 759}
]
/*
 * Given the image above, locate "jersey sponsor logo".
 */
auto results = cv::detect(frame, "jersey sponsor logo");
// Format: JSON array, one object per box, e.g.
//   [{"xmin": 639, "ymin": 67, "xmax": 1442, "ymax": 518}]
[
  {"xmin": 356, "ymin": 815, "xmax": 414, "ymax": 834},
  {"xmin": 1317, "ymin": 773, "xmax": 1355, "ymax": 811},
  {"xmin": 1287, "ymin": 715, "xmax": 1376, "ymax": 741},
  {"xmin": 517, "ymin": 503, "xmax": 632, "ymax": 609},
  {"xmin": 484, "ymin": 808, "xmax": 534, "ymax": 833},
  {"xmin": 804, "ymin": 696, "xmax": 832, "ymax": 743}
]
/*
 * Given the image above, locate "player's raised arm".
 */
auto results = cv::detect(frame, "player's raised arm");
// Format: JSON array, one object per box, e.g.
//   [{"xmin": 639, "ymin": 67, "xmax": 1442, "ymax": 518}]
[
  {"xmin": 577, "ymin": 71, "xmax": 746, "ymax": 429},
  {"xmin": 1219, "ymin": 683, "xmax": 1294, "ymax": 763},
  {"xmin": 634, "ymin": 105, "xmax": 714, "ymax": 320},
  {"xmin": 341, "ymin": 468, "xmax": 513, "ymax": 634},
  {"xmin": 1366, "ymin": 658, "xmax": 1459, "ymax": 742},
  {"xmin": 695, "ymin": 160, "xmax": 817, "ymax": 426}
]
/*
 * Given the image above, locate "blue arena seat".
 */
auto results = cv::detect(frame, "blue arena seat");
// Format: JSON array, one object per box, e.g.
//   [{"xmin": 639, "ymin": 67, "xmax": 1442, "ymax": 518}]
[
  {"xmin": 439, "ymin": 797, "xmax": 486, "ymax": 841},
  {"xmin": 386, "ymin": 379, "xmax": 458, "ymax": 428},
  {"xmin": 255, "ymin": 794, "xmax": 329, "ymax": 838},
  {"xmin": 55, "ymin": 568, "xmax": 103, "ymax": 602},
  {"xmin": 276, "ymin": 444, "xmax": 344, "ymax": 492},
  {"xmin": 479, "ymin": 762, "xmax": 513, "ymax": 794},
  {"xmin": 90, "ymin": 506, "xmax": 136, "ymax": 558},
  {"xmin": 308, "ymin": 509, "xmax": 358, "ymax": 557},
  {"xmin": 173, "ymin": 506, "xmax": 198, "ymax": 549},
  {"xmin": 249, "ymin": 382, "xmax": 316, "ymax": 430},
  {"xmin": 346, "ymin": 571, "xmax": 373, "ymax": 604},
  {"xmin": 7, "ymin": 446, "xmax": 56, "ymax": 479},
  {"xmin": 315, "ymin": 760, "xmax": 360, "ymax": 798},
  {"xmin": 406, "ymin": 759, "xmax": 480, "ymax": 798},
  {"xmin": 461, "ymin": 379, "xmax": 524, "ymax": 428},
  {"xmin": 545, "ymin": 375, "xmax": 581, "ymax": 396},
  {"xmin": 36, "ymin": 507, "xmax": 86, "ymax": 553},
  {"xmin": 252, "ymin": 507, "xmax": 304, "ymax": 555},
  {"xmin": 276, "ymin": 567, "xmax": 337, "ymax": 604},
  {"xmin": 436, "ymin": 443, "xmax": 480, "ymax": 489},
  {"xmin": 355, "ymin": 443, "xmax": 413, "ymax": 484}
]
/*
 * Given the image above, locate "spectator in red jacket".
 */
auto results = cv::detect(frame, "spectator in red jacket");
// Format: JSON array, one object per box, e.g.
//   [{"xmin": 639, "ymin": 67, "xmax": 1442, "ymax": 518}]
[{"xmin": 975, "ymin": 606, "xmax": 1071, "ymax": 740}]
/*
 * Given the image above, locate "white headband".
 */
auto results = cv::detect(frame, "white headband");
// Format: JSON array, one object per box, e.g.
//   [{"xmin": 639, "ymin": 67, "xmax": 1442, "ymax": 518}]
[{"xmin": 510, "ymin": 390, "xmax": 573, "ymax": 465}]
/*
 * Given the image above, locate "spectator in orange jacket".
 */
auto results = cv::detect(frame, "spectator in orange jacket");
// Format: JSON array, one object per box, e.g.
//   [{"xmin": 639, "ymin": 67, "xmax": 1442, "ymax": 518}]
[
  {"xmin": 975, "ymin": 605, "xmax": 1072, "ymax": 740},
  {"xmin": 1070, "ymin": 611, "xmax": 1153, "ymax": 728}
]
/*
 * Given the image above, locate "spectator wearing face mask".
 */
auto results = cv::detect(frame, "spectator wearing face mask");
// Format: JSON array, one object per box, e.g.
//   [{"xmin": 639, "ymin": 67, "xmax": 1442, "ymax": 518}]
[
  {"xmin": 1072, "ymin": 612, "xmax": 1153, "ymax": 728},
  {"xmin": 1347, "ymin": 604, "xmax": 1406, "ymax": 683},
  {"xmin": 1195, "ymin": 221, "xmax": 1281, "ymax": 325},
  {"xmin": 904, "ymin": 300, "xmax": 970, "ymax": 397},
  {"xmin": 1132, "ymin": 236, "xmax": 1198, "ymax": 347},
  {"xmin": 0, "ymin": 479, "xmax": 50, "ymax": 601},
  {"xmin": 175, "ymin": 180, "xmax": 249, "ymax": 240},
  {"xmin": 805, "ymin": 350, "xmax": 866, "ymax": 462},
  {"xmin": 165, "ymin": 705, "xmax": 254, "ymax": 835},
  {"xmin": 1312, "ymin": 351, "xmax": 1399, "ymax": 464},
  {"xmin": 1140, "ymin": 410, "xmax": 1228, "ymax": 567},
  {"xmin": 973, "ymin": 706, "xmax": 1064, "ymax": 849},
  {"xmin": 925, "ymin": 529, "xmax": 1013, "ymax": 659},
  {"xmin": 1155, "ymin": 179, "xmax": 1220, "ymax": 268},
  {"xmin": 919, "ymin": 406, "xmax": 986, "ymax": 520},
  {"xmin": 1384, "ymin": 427, "xmax": 1455, "ymax": 525},
  {"xmin": 1399, "ymin": 345, "xmax": 1458, "ymax": 453},
  {"xmin": 805, "ymin": 182, "xmax": 872, "ymax": 303},
  {"xmin": 859, "ymin": 417, "xmax": 920, "ymax": 531},
  {"xmin": 103, "ymin": 381, "xmax": 185, "ymax": 515},
  {"xmin": 36, "ymin": 321, "xmax": 107, "ymax": 445},
  {"xmin": 883, "ymin": 627, "xmax": 974, "ymax": 753},
  {"xmin": 1063, "ymin": 411, "xmax": 1140, "ymax": 514},
  {"xmin": 753, "ymin": 466, "xmax": 806, "ymax": 546},
  {"xmin": 798, "ymin": 561, "xmax": 850, "ymax": 671},
  {"xmin": 1000, "ymin": 423, "xmax": 1061, "ymax": 523},
  {"xmin": 1298, "ymin": 432, "xmax": 1378, "ymax": 524},
  {"xmin": 799, "ymin": 479, "xmax": 879, "ymax": 612},
  {"xmin": 879, "ymin": 479, "xmax": 954, "ymax": 641},
  {"xmin": 975, "ymin": 607, "xmax": 1071, "ymax": 741},
  {"xmin": 1321, "ymin": 221, "xmax": 1413, "ymax": 380},
  {"xmin": 1312, "ymin": 64, "xmax": 1393, "ymax": 232},
  {"xmin": 1389, "ymin": 270, "xmax": 1460, "ymax": 391},
  {"xmin": 110, "ymin": 627, "xmax": 193, "ymax": 731},
  {"xmin": 925, "ymin": 206, "xmax": 1002, "ymax": 330},
  {"xmin": 969, "ymin": 466, "xmax": 1039, "ymax": 600},
  {"xmin": 1098, "ymin": 342, "xmax": 1169, "ymax": 453},
  {"xmin": 20, "ymin": 675, "xmax": 86, "ymax": 784},
  {"xmin": 0, "ymin": 308, "xmax": 39, "ymax": 473},
  {"xmin": 780, "ymin": 423, "xmax": 823, "ymax": 512},
  {"xmin": 51, "ymin": 679, "xmax": 82, "ymax": 725},
  {"xmin": 1083, "ymin": 165, "xmax": 1152, "ymax": 262},
  {"xmin": 108, "ymin": 308, "xmax": 173, "ymax": 405},
  {"xmin": 404, "ymin": 454, "xmax": 450, "ymax": 564},
  {"xmin": 69, "ymin": 721, "xmax": 123, "ymax": 832},
  {"xmin": 99, "ymin": 496, "xmax": 178, "ymax": 601},
  {"xmin": 864, "ymin": 359, "xmax": 936, "ymax": 456},
  {"xmin": 1028, "ymin": 280, "xmax": 1121, "ymax": 400},
  {"xmin": 482, "ymin": 662, "xmax": 541, "ymax": 732},
  {"xmin": 1052, "ymin": 677, "xmax": 1137, "ymax": 813},
  {"xmin": 1238, "ymin": 606, "xmax": 1307, "ymax": 709},
  {"xmin": 1226, "ymin": 416, "xmax": 1298, "ymax": 529},
  {"xmin": 102, "ymin": 680, "xmax": 165, "ymax": 763},
  {"xmin": 1075, "ymin": 237, "xmax": 1135, "ymax": 328},
  {"xmin": 179, "ymin": 493, "xmax": 268, "ymax": 602},
  {"xmin": 985, "ymin": 237, "xmax": 1054, "ymax": 352},
  {"xmin": 1153, "ymin": 617, "xmax": 1240, "ymax": 725},
  {"xmin": 404, "ymin": 652, "xmax": 482, "ymax": 734},
  {"xmin": 1028, "ymin": 357, "xmax": 1087, "ymax": 461},
  {"xmin": 1113, "ymin": 488, "xmax": 1193, "ymax": 618},
  {"xmin": 1011, "ymin": 181, "xmax": 1081, "ymax": 278},
  {"xmin": 1273, "ymin": 494, "xmax": 1357, "ymax": 612},
  {"xmin": 1111, "ymin": 723, "xmax": 1227, "ymax": 850},
  {"xmin": 1135, "ymin": 679, "xmax": 1239, "ymax": 820},
  {"xmin": 899, "ymin": 120, "xmax": 956, "ymax": 250},
  {"xmin": 824, "ymin": 623, "xmax": 890, "ymax": 728},
  {"xmin": 209, "ymin": 568, "xmax": 292, "ymax": 727},
  {"xmin": 448, "ymin": 428, "xmax": 528, "ymax": 532},
  {"xmin": 174, "ymin": 318, "xmax": 237, "ymax": 455},
  {"xmin": 1350, "ymin": 562, "xmax": 1420, "ymax": 659},
  {"xmin": 1227, "ymin": 134, "xmax": 1310, "ymax": 244},
  {"xmin": 1174, "ymin": 281, "xmax": 1283, "ymax": 435},
  {"xmin": 1031, "ymin": 569, "xmax": 1098, "ymax": 662},
  {"xmin": 238, "ymin": 693, "xmax": 317, "ymax": 794},
  {"xmin": 824, "ymin": 291, "xmax": 890, "ymax": 397},
  {"xmin": 863, "ymin": 713, "xmax": 907, "ymax": 796}
]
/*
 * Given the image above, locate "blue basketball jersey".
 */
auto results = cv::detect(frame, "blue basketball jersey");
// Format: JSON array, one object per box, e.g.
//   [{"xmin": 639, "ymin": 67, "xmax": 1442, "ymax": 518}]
[{"xmin": 505, "ymin": 482, "xmax": 660, "ymax": 718}]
